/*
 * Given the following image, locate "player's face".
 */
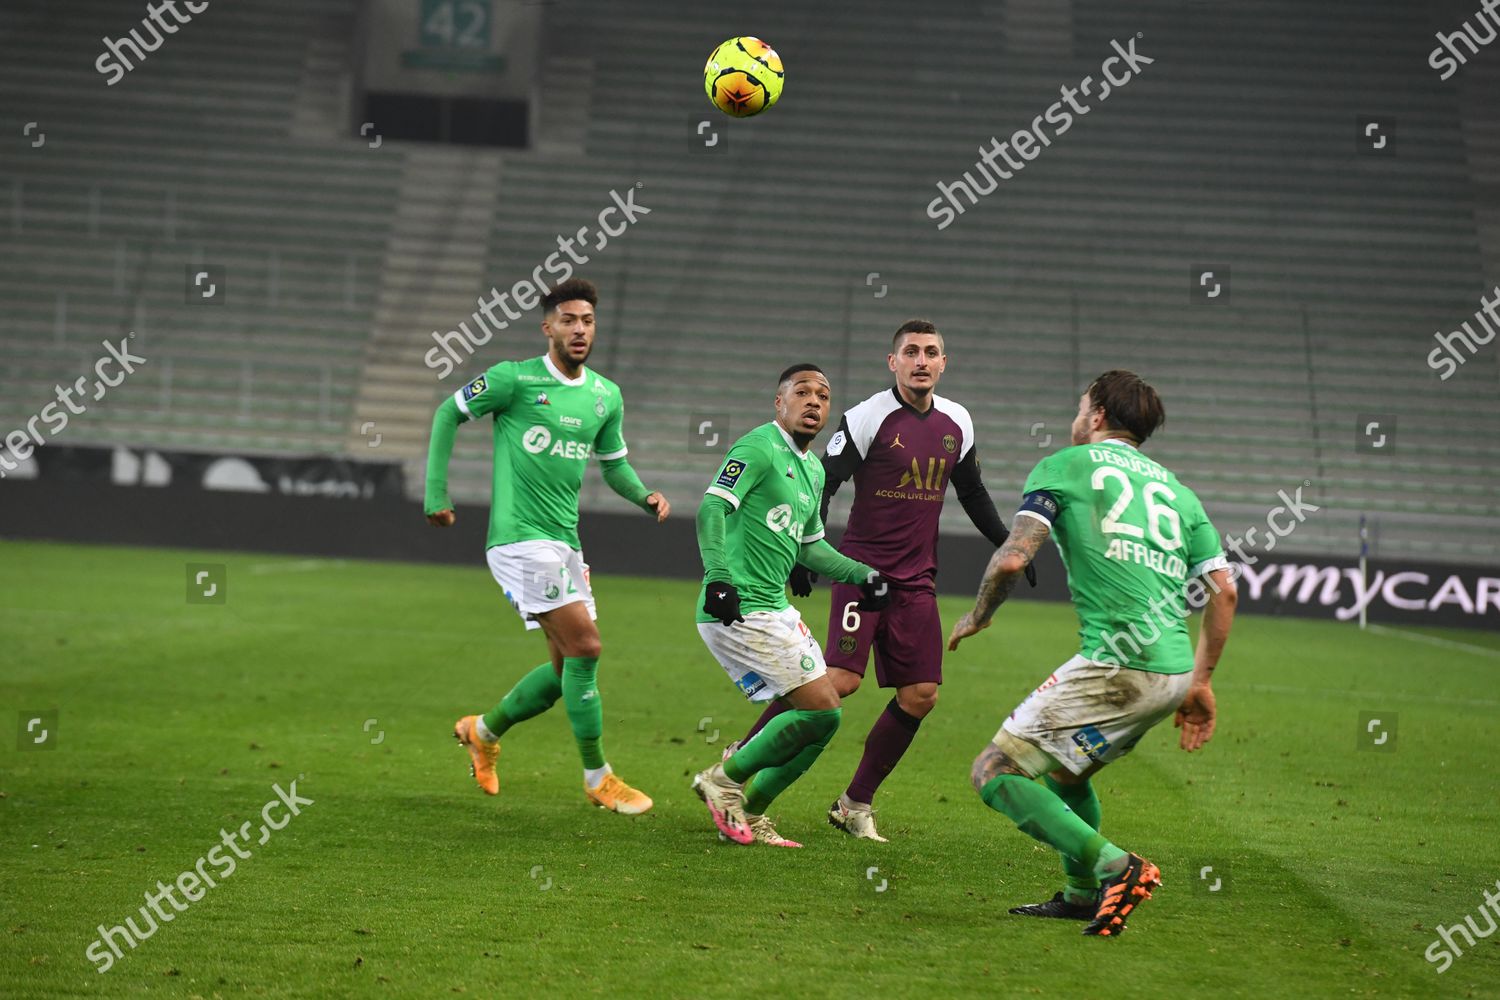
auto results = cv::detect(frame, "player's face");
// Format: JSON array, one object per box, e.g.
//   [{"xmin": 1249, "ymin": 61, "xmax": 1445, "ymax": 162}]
[
  {"xmin": 1071, "ymin": 391, "xmax": 1104, "ymax": 445},
  {"xmin": 543, "ymin": 300, "xmax": 596, "ymax": 366},
  {"xmin": 775, "ymin": 373, "xmax": 832, "ymax": 437},
  {"xmin": 888, "ymin": 334, "xmax": 946, "ymax": 393}
]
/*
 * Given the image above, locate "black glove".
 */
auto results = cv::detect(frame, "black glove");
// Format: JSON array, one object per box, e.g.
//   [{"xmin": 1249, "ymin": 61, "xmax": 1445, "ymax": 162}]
[
  {"xmin": 788, "ymin": 564, "xmax": 818, "ymax": 597},
  {"xmin": 703, "ymin": 581, "xmax": 745, "ymax": 626},
  {"xmin": 856, "ymin": 571, "xmax": 892, "ymax": 611},
  {"xmin": 1025, "ymin": 563, "xmax": 1037, "ymax": 587}
]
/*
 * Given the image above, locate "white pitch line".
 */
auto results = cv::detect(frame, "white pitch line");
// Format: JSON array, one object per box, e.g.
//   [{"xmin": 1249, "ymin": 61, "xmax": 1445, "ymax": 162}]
[
  {"xmin": 247, "ymin": 559, "xmax": 348, "ymax": 576},
  {"xmin": 1367, "ymin": 623, "xmax": 1500, "ymax": 660}
]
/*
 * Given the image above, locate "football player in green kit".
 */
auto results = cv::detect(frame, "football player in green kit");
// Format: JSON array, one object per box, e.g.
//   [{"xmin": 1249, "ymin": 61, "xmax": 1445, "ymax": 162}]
[
  {"xmin": 948, "ymin": 371, "xmax": 1237, "ymax": 936},
  {"xmin": 425, "ymin": 278, "xmax": 668, "ymax": 816},
  {"xmin": 690, "ymin": 364, "xmax": 891, "ymax": 847}
]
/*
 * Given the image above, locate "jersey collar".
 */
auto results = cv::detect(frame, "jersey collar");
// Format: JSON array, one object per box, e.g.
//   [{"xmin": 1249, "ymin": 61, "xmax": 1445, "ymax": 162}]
[
  {"xmin": 889, "ymin": 385, "xmax": 935, "ymax": 419},
  {"xmin": 775, "ymin": 421, "xmax": 814, "ymax": 457},
  {"xmin": 1101, "ymin": 437, "xmax": 1138, "ymax": 450},
  {"xmin": 543, "ymin": 353, "xmax": 588, "ymax": 387}
]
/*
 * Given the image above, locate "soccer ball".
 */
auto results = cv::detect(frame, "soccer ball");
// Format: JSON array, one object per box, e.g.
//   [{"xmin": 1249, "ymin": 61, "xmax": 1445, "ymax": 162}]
[{"xmin": 703, "ymin": 36, "xmax": 784, "ymax": 118}]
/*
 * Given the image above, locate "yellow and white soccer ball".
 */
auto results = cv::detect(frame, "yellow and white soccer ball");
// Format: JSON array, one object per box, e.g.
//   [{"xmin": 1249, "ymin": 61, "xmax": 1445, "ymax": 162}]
[{"xmin": 703, "ymin": 36, "xmax": 785, "ymax": 118}]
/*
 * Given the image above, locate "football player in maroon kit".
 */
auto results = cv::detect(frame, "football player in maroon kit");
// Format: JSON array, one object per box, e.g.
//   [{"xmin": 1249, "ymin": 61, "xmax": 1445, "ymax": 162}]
[{"xmin": 725, "ymin": 320, "xmax": 1034, "ymax": 840}]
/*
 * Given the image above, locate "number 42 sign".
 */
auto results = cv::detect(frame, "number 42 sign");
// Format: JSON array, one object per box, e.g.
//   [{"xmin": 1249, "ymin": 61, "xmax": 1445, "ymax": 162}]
[{"xmin": 420, "ymin": 0, "xmax": 491, "ymax": 49}]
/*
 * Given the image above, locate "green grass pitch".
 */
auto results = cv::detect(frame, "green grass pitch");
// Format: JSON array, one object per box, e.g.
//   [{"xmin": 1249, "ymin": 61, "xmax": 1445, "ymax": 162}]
[{"xmin": 3, "ymin": 540, "xmax": 1499, "ymax": 998}]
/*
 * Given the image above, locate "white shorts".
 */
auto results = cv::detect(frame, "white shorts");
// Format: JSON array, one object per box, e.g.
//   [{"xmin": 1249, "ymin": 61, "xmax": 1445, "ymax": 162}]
[
  {"xmin": 697, "ymin": 606, "xmax": 827, "ymax": 703},
  {"xmin": 998, "ymin": 655, "xmax": 1194, "ymax": 776},
  {"xmin": 486, "ymin": 540, "xmax": 597, "ymax": 632}
]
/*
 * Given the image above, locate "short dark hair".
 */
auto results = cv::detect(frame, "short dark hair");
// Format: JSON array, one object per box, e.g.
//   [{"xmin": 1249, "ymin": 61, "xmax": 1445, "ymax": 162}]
[
  {"xmin": 1086, "ymin": 370, "xmax": 1166, "ymax": 444},
  {"xmin": 892, "ymin": 319, "xmax": 943, "ymax": 352},
  {"xmin": 777, "ymin": 363, "xmax": 826, "ymax": 389},
  {"xmin": 542, "ymin": 278, "xmax": 598, "ymax": 314}
]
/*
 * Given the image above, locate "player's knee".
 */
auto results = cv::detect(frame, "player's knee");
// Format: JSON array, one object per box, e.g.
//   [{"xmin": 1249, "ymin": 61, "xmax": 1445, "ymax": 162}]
[
  {"xmin": 898, "ymin": 684, "xmax": 938, "ymax": 718},
  {"xmin": 568, "ymin": 633, "xmax": 603, "ymax": 659},
  {"xmin": 830, "ymin": 669, "xmax": 861, "ymax": 698},
  {"xmin": 969, "ymin": 744, "xmax": 1024, "ymax": 795}
]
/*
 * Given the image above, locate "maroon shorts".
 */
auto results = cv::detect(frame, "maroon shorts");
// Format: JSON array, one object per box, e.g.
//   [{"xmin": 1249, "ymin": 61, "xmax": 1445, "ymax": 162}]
[{"xmin": 824, "ymin": 582, "xmax": 943, "ymax": 688}]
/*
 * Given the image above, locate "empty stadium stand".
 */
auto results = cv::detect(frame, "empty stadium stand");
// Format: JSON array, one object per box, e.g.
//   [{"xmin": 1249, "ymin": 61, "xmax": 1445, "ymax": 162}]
[{"xmin": 1, "ymin": 0, "xmax": 1495, "ymax": 563}]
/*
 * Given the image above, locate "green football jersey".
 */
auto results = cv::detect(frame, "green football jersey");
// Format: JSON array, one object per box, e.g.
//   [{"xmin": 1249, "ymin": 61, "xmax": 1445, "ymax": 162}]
[
  {"xmin": 1021, "ymin": 440, "xmax": 1227, "ymax": 674},
  {"xmin": 696, "ymin": 422, "xmax": 827, "ymax": 621},
  {"xmin": 454, "ymin": 355, "xmax": 628, "ymax": 550}
]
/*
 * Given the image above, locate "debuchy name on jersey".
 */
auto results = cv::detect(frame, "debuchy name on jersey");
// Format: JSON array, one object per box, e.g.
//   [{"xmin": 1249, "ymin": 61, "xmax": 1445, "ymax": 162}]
[
  {"xmin": 453, "ymin": 354, "xmax": 629, "ymax": 550},
  {"xmin": 1017, "ymin": 440, "xmax": 1228, "ymax": 674}
]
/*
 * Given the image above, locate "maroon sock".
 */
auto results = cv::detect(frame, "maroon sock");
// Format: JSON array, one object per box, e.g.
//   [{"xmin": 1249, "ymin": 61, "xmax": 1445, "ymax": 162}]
[
  {"xmin": 741, "ymin": 699, "xmax": 793, "ymax": 746},
  {"xmin": 845, "ymin": 698, "xmax": 922, "ymax": 805}
]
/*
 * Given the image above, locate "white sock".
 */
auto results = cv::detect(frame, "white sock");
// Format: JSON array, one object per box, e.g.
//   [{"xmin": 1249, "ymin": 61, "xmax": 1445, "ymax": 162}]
[
  {"xmin": 839, "ymin": 792, "xmax": 870, "ymax": 812},
  {"xmin": 584, "ymin": 763, "xmax": 611, "ymax": 788},
  {"xmin": 474, "ymin": 716, "xmax": 500, "ymax": 743}
]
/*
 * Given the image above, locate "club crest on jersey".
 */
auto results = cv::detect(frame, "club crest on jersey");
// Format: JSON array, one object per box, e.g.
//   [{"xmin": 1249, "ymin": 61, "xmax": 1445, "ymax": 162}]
[
  {"xmin": 594, "ymin": 397, "xmax": 607, "ymax": 417},
  {"xmin": 462, "ymin": 375, "xmax": 487, "ymax": 400},
  {"xmin": 943, "ymin": 434, "xmax": 957, "ymax": 453},
  {"xmin": 716, "ymin": 460, "xmax": 745, "ymax": 489},
  {"xmin": 534, "ymin": 392, "xmax": 550, "ymax": 405}
]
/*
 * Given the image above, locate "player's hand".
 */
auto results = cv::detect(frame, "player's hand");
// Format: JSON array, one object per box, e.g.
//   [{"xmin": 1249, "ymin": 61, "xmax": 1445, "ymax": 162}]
[
  {"xmin": 1024, "ymin": 563, "xmax": 1037, "ymax": 587},
  {"xmin": 1174, "ymin": 683, "xmax": 1216, "ymax": 751},
  {"xmin": 427, "ymin": 509, "xmax": 455, "ymax": 527},
  {"xmin": 645, "ymin": 491, "xmax": 671, "ymax": 523},
  {"xmin": 703, "ymin": 581, "xmax": 745, "ymax": 626},
  {"xmin": 947, "ymin": 611, "xmax": 991, "ymax": 651},
  {"xmin": 856, "ymin": 571, "xmax": 891, "ymax": 611},
  {"xmin": 788, "ymin": 565, "xmax": 818, "ymax": 597}
]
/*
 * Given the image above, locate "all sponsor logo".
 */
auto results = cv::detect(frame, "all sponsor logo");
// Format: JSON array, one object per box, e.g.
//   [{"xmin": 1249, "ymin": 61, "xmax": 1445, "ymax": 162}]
[{"xmin": 898, "ymin": 457, "xmax": 947, "ymax": 491}]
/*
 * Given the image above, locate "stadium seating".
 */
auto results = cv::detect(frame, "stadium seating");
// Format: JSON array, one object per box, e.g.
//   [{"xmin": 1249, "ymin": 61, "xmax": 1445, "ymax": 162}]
[{"xmin": 1, "ymin": 0, "xmax": 1494, "ymax": 562}]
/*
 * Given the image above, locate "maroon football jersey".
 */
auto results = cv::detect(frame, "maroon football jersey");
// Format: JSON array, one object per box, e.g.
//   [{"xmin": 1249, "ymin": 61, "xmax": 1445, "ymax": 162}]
[{"xmin": 823, "ymin": 388, "xmax": 978, "ymax": 590}]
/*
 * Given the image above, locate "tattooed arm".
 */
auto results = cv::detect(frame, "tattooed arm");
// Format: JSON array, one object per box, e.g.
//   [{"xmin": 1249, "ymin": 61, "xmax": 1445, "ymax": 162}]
[{"xmin": 947, "ymin": 515, "xmax": 1051, "ymax": 651}]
